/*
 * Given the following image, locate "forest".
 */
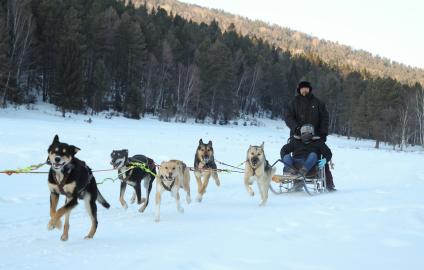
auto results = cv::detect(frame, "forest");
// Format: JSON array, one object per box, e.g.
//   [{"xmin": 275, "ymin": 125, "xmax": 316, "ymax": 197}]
[{"xmin": 1, "ymin": 0, "xmax": 423, "ymax": 148}]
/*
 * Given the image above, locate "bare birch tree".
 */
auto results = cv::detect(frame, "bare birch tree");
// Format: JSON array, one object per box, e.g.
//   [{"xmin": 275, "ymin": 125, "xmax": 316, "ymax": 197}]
[{"xmin": 1, "ymin": 0, "xmax": 33, "ymax": 106}]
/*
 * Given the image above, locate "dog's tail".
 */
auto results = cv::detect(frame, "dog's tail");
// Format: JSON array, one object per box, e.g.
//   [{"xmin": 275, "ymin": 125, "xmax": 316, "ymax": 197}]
[
  {"xmin": 96, "ymin": 188, "xmax": 110, "ymax": 209},
  {"xmin": 267, "ymin": 166, "xmax": 277, "ymax": 179}
]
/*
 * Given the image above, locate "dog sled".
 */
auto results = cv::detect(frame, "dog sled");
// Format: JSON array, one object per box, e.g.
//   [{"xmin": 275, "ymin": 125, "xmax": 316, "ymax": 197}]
[{"xmin": 269, "ymin": 159, "xmax": 327, "ymax": 196}]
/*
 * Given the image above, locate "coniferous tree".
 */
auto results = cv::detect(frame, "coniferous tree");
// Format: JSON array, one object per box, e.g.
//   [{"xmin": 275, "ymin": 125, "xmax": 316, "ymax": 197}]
[
  {"xmin": 54, "ymin": 6, "xmax": 84, "ymax": 115},
  {"xmin": 0, "ymin": 6, "xmax": 9, "ymax": 106},
  {"xmin": 91, "ymin": 59, "xmax": 109, "ymax": 112}
]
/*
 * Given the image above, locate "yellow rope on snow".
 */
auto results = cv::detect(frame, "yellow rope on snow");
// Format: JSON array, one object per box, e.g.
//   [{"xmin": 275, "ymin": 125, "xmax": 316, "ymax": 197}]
[{"xmin": 0, "ymin": 162, "xmax": 47, "ymax": 175}]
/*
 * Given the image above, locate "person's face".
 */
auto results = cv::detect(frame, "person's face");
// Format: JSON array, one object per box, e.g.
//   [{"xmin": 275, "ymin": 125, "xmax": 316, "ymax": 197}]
[{"xmin": 300, "ymin": 87, "xmax": 310, "ymax": 96}]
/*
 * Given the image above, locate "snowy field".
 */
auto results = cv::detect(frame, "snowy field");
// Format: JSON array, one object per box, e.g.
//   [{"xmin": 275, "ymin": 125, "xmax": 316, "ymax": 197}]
[{"xmin": 1, "ymin": 104, "xmax": 424, "ymax": 270}]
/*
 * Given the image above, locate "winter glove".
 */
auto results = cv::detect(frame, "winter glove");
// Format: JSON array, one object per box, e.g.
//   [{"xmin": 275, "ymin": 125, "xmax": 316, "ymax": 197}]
[{"xmin": 318, "ymin": 158, "xmax": 327, "ymax": 168}]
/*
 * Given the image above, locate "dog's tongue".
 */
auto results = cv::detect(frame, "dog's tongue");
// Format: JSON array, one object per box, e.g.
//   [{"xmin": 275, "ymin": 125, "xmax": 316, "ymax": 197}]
[
  {"xmin": 111, "ymin": 161, "xmax": 119, "ymax": 169},
  {"xmin": 54, "ymin": 163, "xmax": 63, "ymax": 169}
]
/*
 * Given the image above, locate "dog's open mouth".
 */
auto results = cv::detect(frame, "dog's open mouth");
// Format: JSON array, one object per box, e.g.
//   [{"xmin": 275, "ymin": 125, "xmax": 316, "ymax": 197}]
[
  {"xmin": 111, "ymin": 158, "xmax": 125, "ymax": 169},
  {"xmin": 53, "ymin": 162, "xmax": 65, "ymax": 170},
  {"xmin": 161, "ymin": 175, "xmax": 176, "ymax": 182},
  {"xmin": 250, "ymin": 158, "xmax": 259, "ymax": 167}
]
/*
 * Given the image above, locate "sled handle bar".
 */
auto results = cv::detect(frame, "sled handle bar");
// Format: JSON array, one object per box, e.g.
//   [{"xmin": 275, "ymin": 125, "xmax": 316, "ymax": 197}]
[{"xmin": 270, "ymin": 159, "xmax": 283, "ymax": 168}]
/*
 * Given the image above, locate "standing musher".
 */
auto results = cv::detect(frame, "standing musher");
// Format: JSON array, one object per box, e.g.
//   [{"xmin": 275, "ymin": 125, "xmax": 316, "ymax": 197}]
[{"xmin": 284, "ymin": 81, "xmax": 336, "ymax": 191}]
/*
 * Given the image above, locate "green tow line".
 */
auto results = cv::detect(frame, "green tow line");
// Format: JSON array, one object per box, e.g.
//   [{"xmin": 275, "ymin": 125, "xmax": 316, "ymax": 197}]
[
  {"xmin": 97, "ymin": 161, "xmax": 156, "ymax": 185},
  {"xmin": 0, "ymin": 162, "xmax": 47, "ymax": 175}
]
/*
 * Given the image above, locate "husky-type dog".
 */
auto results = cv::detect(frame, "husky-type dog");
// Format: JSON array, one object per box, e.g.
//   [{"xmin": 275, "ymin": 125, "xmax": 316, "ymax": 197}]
[
  {"xmin": 155, "ymin": 160, "xmax": 191, "ymax": 222},
  {"xmin": 244, "ymin": 142, "xmax": 276, "ymax": 206},
  {"xmin": 47, "ymin": 135, "xmax": 110, "ymax": 241},
  {"xmin": 194, "ymin": 139, "xmax": 220, "ymax": 202},
  {"xmin": 110, "ymin": 150, "xmax": 156, "ymax": 213}
]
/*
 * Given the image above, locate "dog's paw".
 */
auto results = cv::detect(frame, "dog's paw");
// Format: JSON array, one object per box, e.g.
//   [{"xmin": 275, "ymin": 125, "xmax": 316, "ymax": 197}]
[
  {"xmin": 154, "ymin": 217, "xmax": 160, "ymax": 223},
  {"xmin": 215, "ymin": 180, "xmax": 221, "ymax": 186},
  {"xmin": 177, "ymin": 206, "xmax": 184, "ymax": 213},
  {"xmin": 196, "ymin": 194, "xmax": 203, "ymax": 202},
  {"xmin": 47, "ymin": 218, "xmax": 62, "ymax": 230},
  {"xmin": 120, "ymin": 201, "xmax": 128, "ymax": 209},
  {"xmin": 259, "ymin": 201, "xmax": 267, "ymax": 207},
  {"xmin": 84, "ymin": 235, "xmax": 94, "ymax": 240},
  {"xmin": 47, "ymin": 222, "xmax": 54, "ymax": 231},
  {"xmin": 138, "ymin": 198, "xmax": 146, "ymax": 205},
  {"xmin": 60, "ymin": 234, "xmax": 68, "ymax": 241},
  {"xmin": 138, "ymin": 204, "xmax": 147, "ymax": 213},
  {"xmin": 186, "ymin": 196, "xmax": 191, "ymax": 204}
]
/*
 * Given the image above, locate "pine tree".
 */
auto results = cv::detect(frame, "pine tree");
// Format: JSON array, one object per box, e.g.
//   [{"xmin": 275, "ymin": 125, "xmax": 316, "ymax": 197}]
[
  {"xmin": 91, "ymin": 59, "xmax": 109, "ymax": 112},
  {"xmin": 113, "ymin": 11, "xmax": 147, "ymax": 115},
  {"xmin": 198, "ymin": 39, "xmax": 236, "ymax": 123},
  {"xmin": 54, "ymin": 6, "xmax": 84, "ymax": 115},
  {"xmin": 0, "ymin": 7, "xmax": 9, "ymax": 106}
]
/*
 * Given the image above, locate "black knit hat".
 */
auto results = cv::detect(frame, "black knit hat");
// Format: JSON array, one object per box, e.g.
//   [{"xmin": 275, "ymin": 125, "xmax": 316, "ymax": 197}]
[{"xmin": 297, "ymin": 81, "xmax": 313, "ymax": 93}]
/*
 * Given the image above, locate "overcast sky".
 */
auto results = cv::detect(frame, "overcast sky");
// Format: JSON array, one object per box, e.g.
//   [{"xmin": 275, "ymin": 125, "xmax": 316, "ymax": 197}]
[{"xmin": 179, "ymin": 0, "xmax": 424, "ymax": 69}]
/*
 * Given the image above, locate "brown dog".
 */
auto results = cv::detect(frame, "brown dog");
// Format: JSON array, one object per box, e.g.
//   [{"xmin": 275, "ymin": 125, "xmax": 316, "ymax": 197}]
[
  {"xmin": 155, "ymin": 160, "xmax": 191, "ymax": 222},
  {"xmin": 194, "ymin": 139, "xmax": 220, "ymax": 202}
]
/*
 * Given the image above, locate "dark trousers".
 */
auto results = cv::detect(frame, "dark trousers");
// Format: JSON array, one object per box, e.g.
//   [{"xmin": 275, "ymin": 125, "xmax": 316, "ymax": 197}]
[{"xmin": 325, "ymin": 163, "xmax": 335, "ymax": 188}]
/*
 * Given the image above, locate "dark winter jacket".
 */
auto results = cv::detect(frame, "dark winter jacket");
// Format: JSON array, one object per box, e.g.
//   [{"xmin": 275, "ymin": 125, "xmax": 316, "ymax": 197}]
[
  {"xmin": 280, "ymin": 138, "xmax": 332, "ymax": 161},
  {"xmin": 285, "ymin": 93, "xmax": 329, "ymax": 138}
]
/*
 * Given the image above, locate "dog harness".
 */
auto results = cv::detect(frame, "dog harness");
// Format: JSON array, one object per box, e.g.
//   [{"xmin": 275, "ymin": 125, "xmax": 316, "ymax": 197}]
[
  {"xmin": 51, "ymin": 163, "xmax": 91, "ymax": 198},
  {"xmin": 248, "ymin": 159, "xmax": 271, "ymax": 176},
  {"xmin": 118, "ymin": 166, "xmax": 133, "ymax": 182},
  {"xmin": 160, "ymin": 176, "xmax": 175, "ymax": 191},
  {"xmin": 52, "ymin": 172, "xmax": 69, "ymax": 195}
]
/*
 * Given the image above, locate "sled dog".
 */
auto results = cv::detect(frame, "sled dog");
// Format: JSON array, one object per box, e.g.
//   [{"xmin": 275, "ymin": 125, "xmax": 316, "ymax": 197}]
[
  {"xmin": 47, "ymin": 135, "xmax": 110, "ymax": 241},
  {"xmin": 244, "ymin": 142, "xmax": 276, "ymax": 206},
  {"xmin": 110, "ymin": 149, "xmax": 156, "ymax": 213},
  {"xmin": 155, "ymin": 160, "xmax": 191, "ymax": 222},
  {"xmin": 193, "ymin": 139, "xmax": 220, "ymax": 202}
]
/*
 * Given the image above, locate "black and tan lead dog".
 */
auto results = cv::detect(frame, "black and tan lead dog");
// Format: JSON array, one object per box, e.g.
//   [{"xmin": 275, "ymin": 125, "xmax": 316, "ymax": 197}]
[
  {"xmin": 47, "ymin": 135, "xmax": 110, "ymax": 241},
  {"xmin": 110, "ymin": 150, "xmax": 156, "ymax": 213}
]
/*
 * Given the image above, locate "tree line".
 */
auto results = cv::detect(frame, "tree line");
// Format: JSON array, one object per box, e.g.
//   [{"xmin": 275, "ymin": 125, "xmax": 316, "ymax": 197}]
[
  {"xmin": 0, "ymin": 0, "xmax": 423, "ymax": 149},
  {"xmin": 139, "ymin": 0, "xmax": 424, "ymax": 86}
]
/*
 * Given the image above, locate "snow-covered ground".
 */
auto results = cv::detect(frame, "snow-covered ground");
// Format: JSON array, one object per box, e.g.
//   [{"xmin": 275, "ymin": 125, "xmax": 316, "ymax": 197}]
[{"xmin": 1, "ymin": 104, "xmax": 423, "ymax": 270}]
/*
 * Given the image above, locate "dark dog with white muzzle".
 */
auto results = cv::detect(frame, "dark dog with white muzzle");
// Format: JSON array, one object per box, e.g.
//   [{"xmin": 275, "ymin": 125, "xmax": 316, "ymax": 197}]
[{"xmin": 110, "ymin": 149, "xmax": 156, "ymax": 213}]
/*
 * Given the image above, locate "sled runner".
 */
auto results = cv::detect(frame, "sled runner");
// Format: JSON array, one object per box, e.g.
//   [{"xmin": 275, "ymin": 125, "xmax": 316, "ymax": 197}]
[{"xmin": 269, "ymin": 159, "xmax": 327, "ymax": 196}]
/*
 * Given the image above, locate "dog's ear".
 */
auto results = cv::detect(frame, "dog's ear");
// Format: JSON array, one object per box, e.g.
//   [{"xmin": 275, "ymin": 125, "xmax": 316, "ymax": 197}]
[
  {"xmin": 52, "ymin": 135, "xmax": 59, "ymax": 144},
  {"xmin": 199, "ymin": 139, "xmax": 204, "ymax": 145},
  {"xmin": 260, "ymin": 142, "xmax": 264, "ymax": 148},
  {"xmin": 69, "ymin": 145, "xmax": 81, "ymax": 156},
  {"xmin": 208, "ymin": 140, "xmax": 212, "ymax": 146}
]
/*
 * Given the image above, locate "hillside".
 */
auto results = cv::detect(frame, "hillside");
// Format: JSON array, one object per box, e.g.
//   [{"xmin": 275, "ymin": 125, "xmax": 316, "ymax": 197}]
[{"xmin": 137, "ymin": 0, "xmax": 424, "ymax": 86}]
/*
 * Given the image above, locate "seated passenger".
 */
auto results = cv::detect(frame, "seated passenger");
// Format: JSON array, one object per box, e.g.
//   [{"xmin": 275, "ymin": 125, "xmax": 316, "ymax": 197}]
[{"xmin": 280, "ymin": 124, "xmax": 332, "ymax": 178}]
